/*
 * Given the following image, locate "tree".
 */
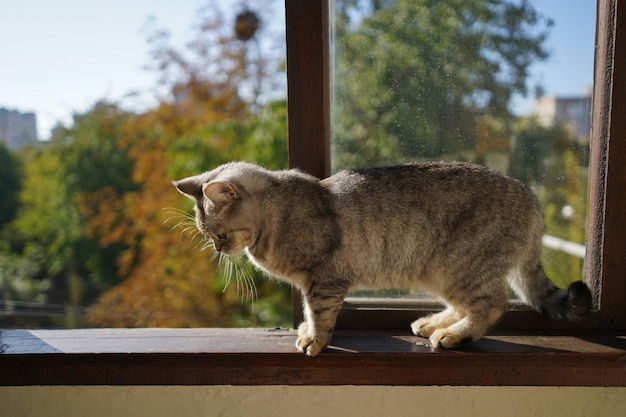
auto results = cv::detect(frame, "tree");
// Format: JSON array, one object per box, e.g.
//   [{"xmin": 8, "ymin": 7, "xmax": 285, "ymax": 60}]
[
  {"xmin": 508, "ymin": 117, "xmax": 588, "ymax": 289},
  {"xmin": 2, "ymin": 3, "xmax": 291, "ymax": 329},
  {"xmin": 0, "ymin": 240, "xmax": 50, "ymax": 327},
  {"xmin": 86, "ymin": 4, "xmax": 290, "ymax": 327},
  {"xmin": 84, "ymin": 94, "xmax": 290, "ymax": 328},
  {"xmin": 1, "ymin": 143, "xmax": 85, "ymax": 327},
  {"xmin": 0, "ymin": 143, "xmax": 22, "ymax": 226},
  {"xmin": 332, "ymin": 0, "xmax": 552, "ymax": 168},
  {"xmin": 1, "ymin": 102, "xmax": 140, "ymax": 327}
]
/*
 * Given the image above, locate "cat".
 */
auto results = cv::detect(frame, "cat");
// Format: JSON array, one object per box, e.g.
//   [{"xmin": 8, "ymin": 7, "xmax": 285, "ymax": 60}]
[{"xmin": 173, "ymin": 161, "xmax": 592, "ymax": 356}]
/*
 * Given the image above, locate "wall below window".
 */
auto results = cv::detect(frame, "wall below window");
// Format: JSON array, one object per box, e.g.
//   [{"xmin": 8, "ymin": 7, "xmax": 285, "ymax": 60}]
[{"xmin": 2, "ymin": 386, "xmax": 625, "ymax": 416}]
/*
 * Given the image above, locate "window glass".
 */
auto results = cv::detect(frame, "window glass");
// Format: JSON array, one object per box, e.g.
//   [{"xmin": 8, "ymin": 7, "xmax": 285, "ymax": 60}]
[{"xmin": 330, "ymin": 0, "xmax": 594, "ymax": 298}]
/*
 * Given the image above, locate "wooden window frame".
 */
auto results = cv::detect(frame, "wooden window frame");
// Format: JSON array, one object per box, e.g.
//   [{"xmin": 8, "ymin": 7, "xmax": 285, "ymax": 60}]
[{"xmin": 285, "ymin": 0, "xmax": 626, "ymax": 331}]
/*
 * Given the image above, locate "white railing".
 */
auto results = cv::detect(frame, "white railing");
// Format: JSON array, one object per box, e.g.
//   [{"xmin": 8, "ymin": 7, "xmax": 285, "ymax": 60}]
[{"xmin": 542, "ymin": 235, "xmax": 586, "ymax": 259}]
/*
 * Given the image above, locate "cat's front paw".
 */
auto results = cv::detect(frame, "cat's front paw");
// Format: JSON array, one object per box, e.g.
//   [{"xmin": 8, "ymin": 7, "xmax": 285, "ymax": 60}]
[{"xmin": 295, "ymin": 334, "xmax": 326, "ymax": 357}]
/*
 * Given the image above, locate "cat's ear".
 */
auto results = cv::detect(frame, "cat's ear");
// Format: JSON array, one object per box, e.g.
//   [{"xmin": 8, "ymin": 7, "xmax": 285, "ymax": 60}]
[
  {"xmin": 173, "ymin": 175, "xmax": 204, "ymax": 200},
  {"xmin": 203, "ymin": 181, "xmax": 239, "ymax": 205}
]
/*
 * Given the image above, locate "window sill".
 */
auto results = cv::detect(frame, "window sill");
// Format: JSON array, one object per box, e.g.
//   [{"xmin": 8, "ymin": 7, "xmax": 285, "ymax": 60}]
[{"xmin": 1, "ymin": 328, "xmax": 625, "ymax": 386}]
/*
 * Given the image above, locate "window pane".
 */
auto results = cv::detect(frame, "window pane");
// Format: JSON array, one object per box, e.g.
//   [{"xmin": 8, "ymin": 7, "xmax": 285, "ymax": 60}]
[{"xmin": 330, "ymin": 0, "xmax": 594, "ymax": 298}]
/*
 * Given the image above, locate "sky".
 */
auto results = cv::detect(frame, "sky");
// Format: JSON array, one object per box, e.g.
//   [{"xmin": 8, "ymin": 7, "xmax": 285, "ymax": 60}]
[
  {"xmin": 1, "ymin": 0, "xmax": 596, "ymax": 141},
  {"xmin": 512, "ymin": 0, "xmax": 596, "ymax": 111}
]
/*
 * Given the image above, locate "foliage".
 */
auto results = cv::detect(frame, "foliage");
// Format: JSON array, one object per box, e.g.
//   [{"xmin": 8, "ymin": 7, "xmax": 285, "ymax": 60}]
[
  {"xmin": 83, "ymin": 4, "xmax": 289, "ymax": 327},
  {"xmin": 0, "ymin": 143, "xmax": 22, "ymax": 226},
  {"xmin": 510, "ymin": 118, "xmax": 588, "ymax": 289},
  {"xmin": 0, "ymin": 240, "xmax": 46, "ymax": 296},
  {"xmin": 83, "ymin": 99, "xmax": 289, "ymax": 327},
  {"xmin": 332, "ymin": 0, "xmax": 552, "ymax": 168},
  {"xmin": 0, "ymin": 105, "xmax": 137, "ymax": 327},
  {"xmin": 0, "ymin": 3, "xmax": 290, "ymax": 328}
]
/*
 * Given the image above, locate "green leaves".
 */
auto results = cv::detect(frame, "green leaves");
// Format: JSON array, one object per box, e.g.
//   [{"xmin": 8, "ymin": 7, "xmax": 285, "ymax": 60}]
[
  {"xmin": 333, "ymin": 0, "xmax": 552, "ymax": 166},
  {"xmin": 0, "ymin": 143, "xmax": 22, "ymax": 227}
]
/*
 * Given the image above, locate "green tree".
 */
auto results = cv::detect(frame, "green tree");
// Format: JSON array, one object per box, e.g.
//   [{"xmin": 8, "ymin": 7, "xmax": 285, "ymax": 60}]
[
  {"xmin": 510, "ymin": 117, "xmax": 588, "ymax": 289},
  {"xmin": 1, "ymin": 144, "xmax": 84, "ymax": 326},
  {"xmin": 1, "ymin": 102, "xmax": 138, "ymax": 327},
  {"xmin": 333, "ymin": 0, "xmax": 552, "ymax": 168},
  {"xmin": 0, "ymin": 143, "xmax": 22, "ymax": 226},
  {"xmin": 508, "ymin": 118, "xmax": 564, "ymax": 185},
  {"xmin": 57, "ymin": 101, "xmax": 138, "ymax": 293}
]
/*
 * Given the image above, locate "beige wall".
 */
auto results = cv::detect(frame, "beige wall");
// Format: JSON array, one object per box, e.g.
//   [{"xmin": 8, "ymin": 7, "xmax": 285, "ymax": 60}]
[{"xmin": 2, "ymin": 386, "xmax": 626, "ymax": 417}]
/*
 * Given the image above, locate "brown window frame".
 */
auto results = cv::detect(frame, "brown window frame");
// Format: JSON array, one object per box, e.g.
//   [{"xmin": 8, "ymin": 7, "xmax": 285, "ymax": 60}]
[{"xmin": 285, "ymin": 0, "xmax": 626, "ymax": 331}]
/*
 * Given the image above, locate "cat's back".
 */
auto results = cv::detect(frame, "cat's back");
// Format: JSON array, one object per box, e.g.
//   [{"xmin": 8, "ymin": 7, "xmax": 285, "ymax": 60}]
[
  {"xmin": 321, "ymin": 161, "xmax": 542, "ymax": 251},
  {"xmin": 323, "ymin": 161, "xmax": 533, "ymax": 207}
]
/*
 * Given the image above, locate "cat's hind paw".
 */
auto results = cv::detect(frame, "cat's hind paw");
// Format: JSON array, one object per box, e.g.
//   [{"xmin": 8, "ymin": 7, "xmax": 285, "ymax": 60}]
[
  {"xmin": 411, "ymin": 309, "xmax": 463, "ymax": 339},
  {"xmin": 295, "ymin": 334, "xmax": 325, "ymax": 357},
  {"xmin": 297, "ymin": 321, "xmax": 309, "ymax": 336},
  {"xmin": 429, "ymin": 329, "xmax": 472, "ymax": 349}
]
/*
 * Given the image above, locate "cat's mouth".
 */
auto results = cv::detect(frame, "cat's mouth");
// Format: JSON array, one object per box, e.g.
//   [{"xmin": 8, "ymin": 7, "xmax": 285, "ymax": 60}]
[{"xmin": 213, "ymin": 233, "xmax": 229, "ymax": 252}]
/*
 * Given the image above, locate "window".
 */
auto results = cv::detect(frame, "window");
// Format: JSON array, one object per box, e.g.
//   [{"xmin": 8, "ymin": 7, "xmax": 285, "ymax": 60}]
[
  {"xmin": 1, "ymin": 0, "xmax": 625, "ymax": 388},
  {"xmin": 330, "ymin": 0, "xmax": 592, "ymax": 301},
  {"xmin": 285, "ymin": 0, "xmax": 626, "ymax": 330}
]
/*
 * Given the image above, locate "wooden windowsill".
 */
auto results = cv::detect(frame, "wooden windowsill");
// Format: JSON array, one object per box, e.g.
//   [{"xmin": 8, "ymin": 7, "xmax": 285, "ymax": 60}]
[{"xmin": 1, "ymin": 328, "xmax": 625, "ymax": 386}]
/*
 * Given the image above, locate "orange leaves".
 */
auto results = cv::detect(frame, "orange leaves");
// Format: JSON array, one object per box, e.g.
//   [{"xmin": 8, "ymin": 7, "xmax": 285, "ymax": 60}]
[
  {"xmin": 84, "ymin": 86, "xmax": 249, "ymax": 327},
  {"xmin": 87, "ymin": 232, "xmax": 227, "ymax": 327},
  {"xmin": 84, "ymin": 5, "xmax": 289, "ymax": 327}
]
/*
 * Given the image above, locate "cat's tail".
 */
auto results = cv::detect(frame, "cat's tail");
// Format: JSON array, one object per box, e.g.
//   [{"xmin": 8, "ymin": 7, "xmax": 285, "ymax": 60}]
[{"xmin": 510, "ymin": 263, "xmax": 593, "ymax": 322}]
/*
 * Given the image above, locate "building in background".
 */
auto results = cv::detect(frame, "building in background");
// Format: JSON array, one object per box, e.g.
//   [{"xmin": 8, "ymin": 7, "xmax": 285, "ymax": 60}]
[
  {"xmin": 533, "ymin": 90, "xmax": 592, "ymax": 143},
  {"xmin": 0, "ymin": 108, "xmax": 38, "ymax": 149}
]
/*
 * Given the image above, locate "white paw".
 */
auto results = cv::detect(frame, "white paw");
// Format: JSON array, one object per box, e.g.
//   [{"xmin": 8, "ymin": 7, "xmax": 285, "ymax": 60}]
[
  {"xmin": 429, "ymin": 329, "xmax": 469, "ymax": 349},
  {"xmin": 295, "ymin": 334, "xmax": 325, "ymax": 357},
  {"xmin": 411, "ymin": 317, "xmax": 436, "ymax": 337},
  {"xmin": 297, "ymin": 321, "xmax": 309, "ymax": 336}
]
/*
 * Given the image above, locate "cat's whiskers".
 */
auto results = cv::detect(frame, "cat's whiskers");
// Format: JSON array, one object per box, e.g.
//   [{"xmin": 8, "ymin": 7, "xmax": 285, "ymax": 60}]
[
  {"xmin": 217, "ymin": 252, "xmax": 257, "ymax": 304},
  {"xmin": 163, "ymin": 209, "xmax": 222, "ymax": 256},
  {"xmin": 195, "ymin": 234, "xmax": 209, "ymax": 250},
  {"xmin": 163, "ymin": 208, "xmax": 198, "ymax": 237},
  {"xmin": 164, "ymin": 209, "xmax": 257, "ymax": 304},
  {"xmin": 200, "ymin": 237, "xmax": 218, "ymax": 253},
  {"xmin": 234, "ymin": 255, "xmax": 258, "ymax": 304},
  {"xmin": 162, "ymin": 207, "xmax": 195, "ymax": 222}
]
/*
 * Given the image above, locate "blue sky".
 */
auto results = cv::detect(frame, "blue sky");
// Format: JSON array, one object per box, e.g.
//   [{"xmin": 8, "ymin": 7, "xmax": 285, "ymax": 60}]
[
  {"xmin": 1, "ymin": 0, "xmax": 595, "ymax": 140},
  {"xmin": 513, "ymin": 0, "xmax": 596, "ymax": 110}
]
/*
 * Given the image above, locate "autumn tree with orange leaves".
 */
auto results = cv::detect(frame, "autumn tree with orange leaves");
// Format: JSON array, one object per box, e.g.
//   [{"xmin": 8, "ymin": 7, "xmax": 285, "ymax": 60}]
[{"xmin": 85, "ymin": 6, "xmax": 290, "ymax": 327}]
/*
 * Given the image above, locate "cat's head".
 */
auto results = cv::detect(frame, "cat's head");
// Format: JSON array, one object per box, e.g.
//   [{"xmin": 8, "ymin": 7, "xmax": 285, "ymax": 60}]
[{"xmin": 173, "ymin": 163, "xmax": 262, "ymax": 257}]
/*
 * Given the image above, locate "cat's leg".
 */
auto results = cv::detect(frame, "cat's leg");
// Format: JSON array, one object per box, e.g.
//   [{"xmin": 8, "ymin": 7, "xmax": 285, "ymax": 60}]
[
  {"xmin": 295, "ymin": 283, "xmax": 347, "ymax": 357},
  {"xmin": 410, "ymin": 307, "xmax": 463, "ymax": 338}
]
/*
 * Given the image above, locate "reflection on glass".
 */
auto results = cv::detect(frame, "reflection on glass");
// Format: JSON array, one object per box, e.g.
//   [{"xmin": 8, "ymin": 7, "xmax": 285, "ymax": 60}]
[{"xmin": 330, "ymin": 0, "xmax": 592, "ymax": 298}]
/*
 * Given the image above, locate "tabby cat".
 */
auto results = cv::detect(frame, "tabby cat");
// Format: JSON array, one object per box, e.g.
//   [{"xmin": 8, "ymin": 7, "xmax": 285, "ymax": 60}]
[{"xmin": 174, "ymin": 161, "xmax": 592, "ymax": 356}]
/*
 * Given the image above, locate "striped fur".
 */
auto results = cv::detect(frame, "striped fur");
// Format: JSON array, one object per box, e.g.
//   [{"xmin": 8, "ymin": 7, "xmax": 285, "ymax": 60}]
[{"xmin": 174, "ymin": 161, "xmax": 592, "ymax": 356}]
